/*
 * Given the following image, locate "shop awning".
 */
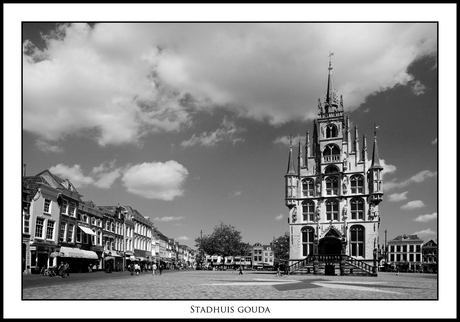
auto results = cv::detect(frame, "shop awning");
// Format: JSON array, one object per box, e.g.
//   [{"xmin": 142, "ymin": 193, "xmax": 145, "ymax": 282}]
[
  {"xmin": 80, "ymin": 249, "xmax": 98, "ymax": 259},
  {"xmin": 59, "ymin": 247, "xmax": 98, "ymax": 259},
  {"xmin": 78, "ymin": 225, "xmax": 96, "ymax": 236}
]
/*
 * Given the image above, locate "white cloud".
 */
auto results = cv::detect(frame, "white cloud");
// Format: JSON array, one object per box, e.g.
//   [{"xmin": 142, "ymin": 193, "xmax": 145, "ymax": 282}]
[
  {"xmin": 176, "ymin": 236, "xmax": 189, "ymax": 241},
  {"xmin": 412, "ymin": 228, "xmax": 436, "ymax": 237},
  {"xmin": 230, "ymin": 191, "xmax": 242, "ymax": 197},
  {"xmin": 93, "ymin": 168, "xmax": 122, "ymax": 189},
  {"xmin": 23, "ymin": 23, "xmax": 192, "ymax": 147},
  {"xmin": 273, "ymin": 134, "xmax": 304, "ymax": 147},
  {"xmin": 414, "ymin": 212, "xmax": 437, "ymax": 223},
  {"xmin": 431, "ymin": 138, "xmax": 437, "ymax": 145},
  {"xmin": 383, "ymin": 170, "xmax": 437, "ymax": 191},
  {"xmin": 121, "ymin": 161, "xmax": 189, "ymax": 200},
  {"xmin": 48, "ymin": 164, "xmax": 94, "ymax": 188},
  {"xmin": 35, "ymin": 139, "xmax": 63, "ymax": 153},
  {"xmin": 153, "ymin": 216, "xmax": 185, "ymax": 222},
  {"xmin": 23, "ymin": 23, "xmax": 437, "ymax": 145},
  {"xmin": 401, "ymin": 200, "xmax": 426, "ymax": 210},
  {"xmin": 275, "ymin": 214, "xmax": 284, "ymax": 221},
  {"xmin": 387, "ymin": 191, "xmax": 409, "ymax": 202},
  {"xmin": 91, "ymin": 160, "xmax": 122, "ymax": 189},
  {"xmin": 410, "ymin": 80, "xmax": 426, "ymax": 95},
  {"xmin": 180, "ymin": 116, "xmax": 245, "ymax": 147}
]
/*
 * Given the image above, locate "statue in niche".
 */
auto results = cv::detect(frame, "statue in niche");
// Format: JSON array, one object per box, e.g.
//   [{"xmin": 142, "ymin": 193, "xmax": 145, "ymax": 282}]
[
  {"xmin": 368, "ymin": 203, "xmax": 376, "ymax": 218},
  {"xmin": 291, "ymin": 207, "xmax": 297, "ymax": 223},
  {"xmin": 342, "ymin": 176, "xmax": 348, "ymax": 194},
  {"xmin": 342, "ymin": 204, "xmax": 348, "ymax": 220},
  {"xmin": 315, "ymin": 204, "xmax": 321, "ymax": 221},
  {"xmin": 316, "ymin": 181, "xmax": 321, "ymax": 195}
]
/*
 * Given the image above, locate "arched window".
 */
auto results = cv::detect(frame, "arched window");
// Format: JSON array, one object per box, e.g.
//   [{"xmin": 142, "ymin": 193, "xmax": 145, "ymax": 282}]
[
  {"xmin": 324, "ymin": 165, "xmax": 339, "ymax": 175},
  {"xmin": 325, "ymin": 177, "xmax": 339, "ymax": 195},
  {"xmin": 350, "ymin": 225, "xmax": 365, "ymax": 257},
  {"xmin": 326, "ymin": 124, "xmax": 338, "ymax": 138},
  {"xmin": 323, "ymin": 144, "xmax": 341, "ymax": 162},
  {"xmin": 326, "ymin": 199, "xmax": 339, "ymax": 221},
  {"xmin": 302, "ymin": 179, "xmax": 315, "ymax": 197},
  {"xmin": 302, "ymin": 201, "xmax": 315, "ymax": 222},
  {"xmin": 351, "ymin": 175, "xmax": 364, "ymax": 194},
  {"xmin": 350, "ymin": 198, "xmax": 364, "ymax": 220},
  {"xmin": 301, "ymin": 227, "xmax": 315, "ymax": 256}
]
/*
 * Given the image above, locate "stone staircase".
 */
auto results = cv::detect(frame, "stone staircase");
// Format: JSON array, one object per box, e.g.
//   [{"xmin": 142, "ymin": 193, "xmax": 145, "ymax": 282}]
[{"xmin": 289, "ymin": 254, "xmax": 377, "ymax": 277}]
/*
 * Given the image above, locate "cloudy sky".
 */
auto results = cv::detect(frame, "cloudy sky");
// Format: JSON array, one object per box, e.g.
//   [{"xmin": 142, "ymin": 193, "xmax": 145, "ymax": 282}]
[
  {"xmin": 20, "ymin": 21, "xmax": 440, "ymax": 248},
  {"xmin": 5, "ymin": 3, "xmax": 456, "ymax": 319}
]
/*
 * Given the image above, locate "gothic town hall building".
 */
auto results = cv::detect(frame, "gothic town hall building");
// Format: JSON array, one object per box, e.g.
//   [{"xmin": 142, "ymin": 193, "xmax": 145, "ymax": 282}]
[{"xmin": 284, "ymin": 58, "xmax": 383, "ymax": 273}]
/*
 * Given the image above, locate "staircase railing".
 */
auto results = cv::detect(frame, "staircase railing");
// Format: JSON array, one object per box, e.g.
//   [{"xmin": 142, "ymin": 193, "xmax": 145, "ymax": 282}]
[
  {"xmin": 288, "ymin": 254, "xmax": 377, "ymax": 275},
  {"xmin": 288, "ymin": 255, "xmax": 314, "ymax": 272},
  {"xmin": 341, "ymin": 255, "xmax": 375, "ymax": 275}
]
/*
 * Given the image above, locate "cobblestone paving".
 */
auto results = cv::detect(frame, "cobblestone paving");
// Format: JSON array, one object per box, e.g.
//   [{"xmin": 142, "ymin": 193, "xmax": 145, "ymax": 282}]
[{"xmin": 22, "ymin": 270, "xmax": 437, "ymax": 300}]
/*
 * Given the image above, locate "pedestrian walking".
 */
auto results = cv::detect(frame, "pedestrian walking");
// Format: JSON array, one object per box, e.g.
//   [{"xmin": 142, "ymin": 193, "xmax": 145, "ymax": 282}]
[
  {"xmin": 58, "ymin": 262, "xmax": 65, "ymax": 278},
  {"xmin": 152, "ymin": 263, "xmax": 157, "ymax": 275},
  {"xmin": 276, "ymin": 266, "xmax": 281, "ymax": 277},
  {"xmin": 134, "ymin": 263, "xmax": 140, "ymax": 276},
  {"xmin": 159, "ymin": 263, "xmax": 163, "ymax": 275},
  {"xmin": 129, "ymin": 263, "xmax": 134, "ymax": 276},
  {"xmin": 283, "ymin": 264, "xmax": 289, "ymax": 277},
  {"xmin": 238, "ymin": 266, "xmax": 243, "ymax": 275},
  {"xmin": 64, "ymin": 262, "xmax": 70, "ymax": 278}
]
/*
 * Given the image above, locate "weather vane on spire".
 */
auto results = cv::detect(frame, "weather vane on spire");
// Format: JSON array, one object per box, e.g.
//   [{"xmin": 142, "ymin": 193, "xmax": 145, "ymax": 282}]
[
  {"xmin": 374, "ymin": 123, "xmax": 380, "ymax": 138},
  {"xmin": 328, "ymin": 51, "xmax": 334, "ymax": 70}
]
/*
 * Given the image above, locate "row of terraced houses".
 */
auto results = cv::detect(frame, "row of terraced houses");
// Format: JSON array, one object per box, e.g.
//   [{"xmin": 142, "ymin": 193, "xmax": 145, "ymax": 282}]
[{"xmin": 22, "ymin": 169, "xmax": 198, "ymax": 274}]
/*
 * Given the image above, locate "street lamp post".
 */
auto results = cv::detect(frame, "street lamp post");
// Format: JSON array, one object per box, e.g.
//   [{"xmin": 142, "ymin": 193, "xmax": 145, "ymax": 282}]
[
  {"xmin": 373, "ymin": 248, "xmax": 377, "ymax": 274},
  {"xmin": 117, "ymin": 204, "xmax": 128, "ymax": 272}
]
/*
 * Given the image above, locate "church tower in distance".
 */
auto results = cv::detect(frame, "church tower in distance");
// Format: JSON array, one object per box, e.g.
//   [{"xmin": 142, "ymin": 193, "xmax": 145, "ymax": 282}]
[{"xmin": 284, "ymin": 54, "xmax": 383, "ymax": 272}]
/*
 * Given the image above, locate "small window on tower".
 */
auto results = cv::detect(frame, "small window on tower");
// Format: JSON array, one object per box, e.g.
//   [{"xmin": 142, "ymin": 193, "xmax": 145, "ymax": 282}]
[{"xmin": 326, "ymin": 124, "xmax": 338, "ymax": 138}]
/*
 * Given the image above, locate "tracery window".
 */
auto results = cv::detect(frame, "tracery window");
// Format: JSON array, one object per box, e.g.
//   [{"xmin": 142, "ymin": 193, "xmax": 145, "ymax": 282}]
[
  {"xmin": 350, "ymin": 175, "xmax": 364, "ymax": 194},
  {"xmin": 326, "ymin": 199, "xmax": 339, "ymax": 221},
  {"xmin": 302, "ymin": 179, "xmax": 315, "ymax": 197},
  {"xmin": 350, "ymin": 198, "xmax": 364, "ymax": 220},
  {"xmin": 301, "ymin": 227, "xmax": 315, "ymax": 256},
  {"xmin": 350, "ymin": 225, "xmax": 364, "ymax": 257},
  {"xmin": 325, "ymin": 177, "xmax": 339, "ymax": 195},
  {"xmin": 323, "ymin": 144, "xmax": 341, "ymax": 162},
  {"xmin": 302, "ymin": 201, "xmax": 315, "ymax": 222},
  {"xmin": 325, "ymin": 124, "xmax": 338, "ymax": 138}
]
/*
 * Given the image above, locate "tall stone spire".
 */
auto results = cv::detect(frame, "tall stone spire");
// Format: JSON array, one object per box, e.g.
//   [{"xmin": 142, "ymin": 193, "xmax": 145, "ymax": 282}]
[
  {"xmin": 354, "ymin": 125, "xmax": 360, "ymax": 165},
  {"xmin": 286, "ymin": 134, "xmax": 296, "ymax": 175},
  {"xmin": 362, "ymin": 133, "xmax": 368, "ymax": 162},
  {"xmin": 371, "ymin": 125, "xmax": 383, "ymax": 169},
  {"xmin": 324, "ymin": 51, "xmax": 338, "ymax": 112},
  {"xmin": 298, "ymin": 140, "xmax": 303, "ymax": 176}
]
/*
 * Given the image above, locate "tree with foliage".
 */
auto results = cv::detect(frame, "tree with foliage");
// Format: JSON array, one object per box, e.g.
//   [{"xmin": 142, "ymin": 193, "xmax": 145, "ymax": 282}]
[
  {"xmin": 195, "ymin": 222, "xmax": 249, "ymax": 260},
  {"xmin": 272, "ymin": 231, "xmax": 290, "ymax": 266}
]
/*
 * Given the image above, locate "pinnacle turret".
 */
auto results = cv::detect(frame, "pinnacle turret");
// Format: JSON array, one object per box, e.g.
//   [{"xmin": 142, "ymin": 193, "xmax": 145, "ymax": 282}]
[{"xmin": 286, "ymin": 134, "xmax": 296, "ymax": 175}]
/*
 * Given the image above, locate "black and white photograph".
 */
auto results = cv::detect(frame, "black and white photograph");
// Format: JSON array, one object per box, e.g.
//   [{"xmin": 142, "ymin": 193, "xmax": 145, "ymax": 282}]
[{"xmin": 5, "ymin": 3, "xmax": 456, "ymax": 320}]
